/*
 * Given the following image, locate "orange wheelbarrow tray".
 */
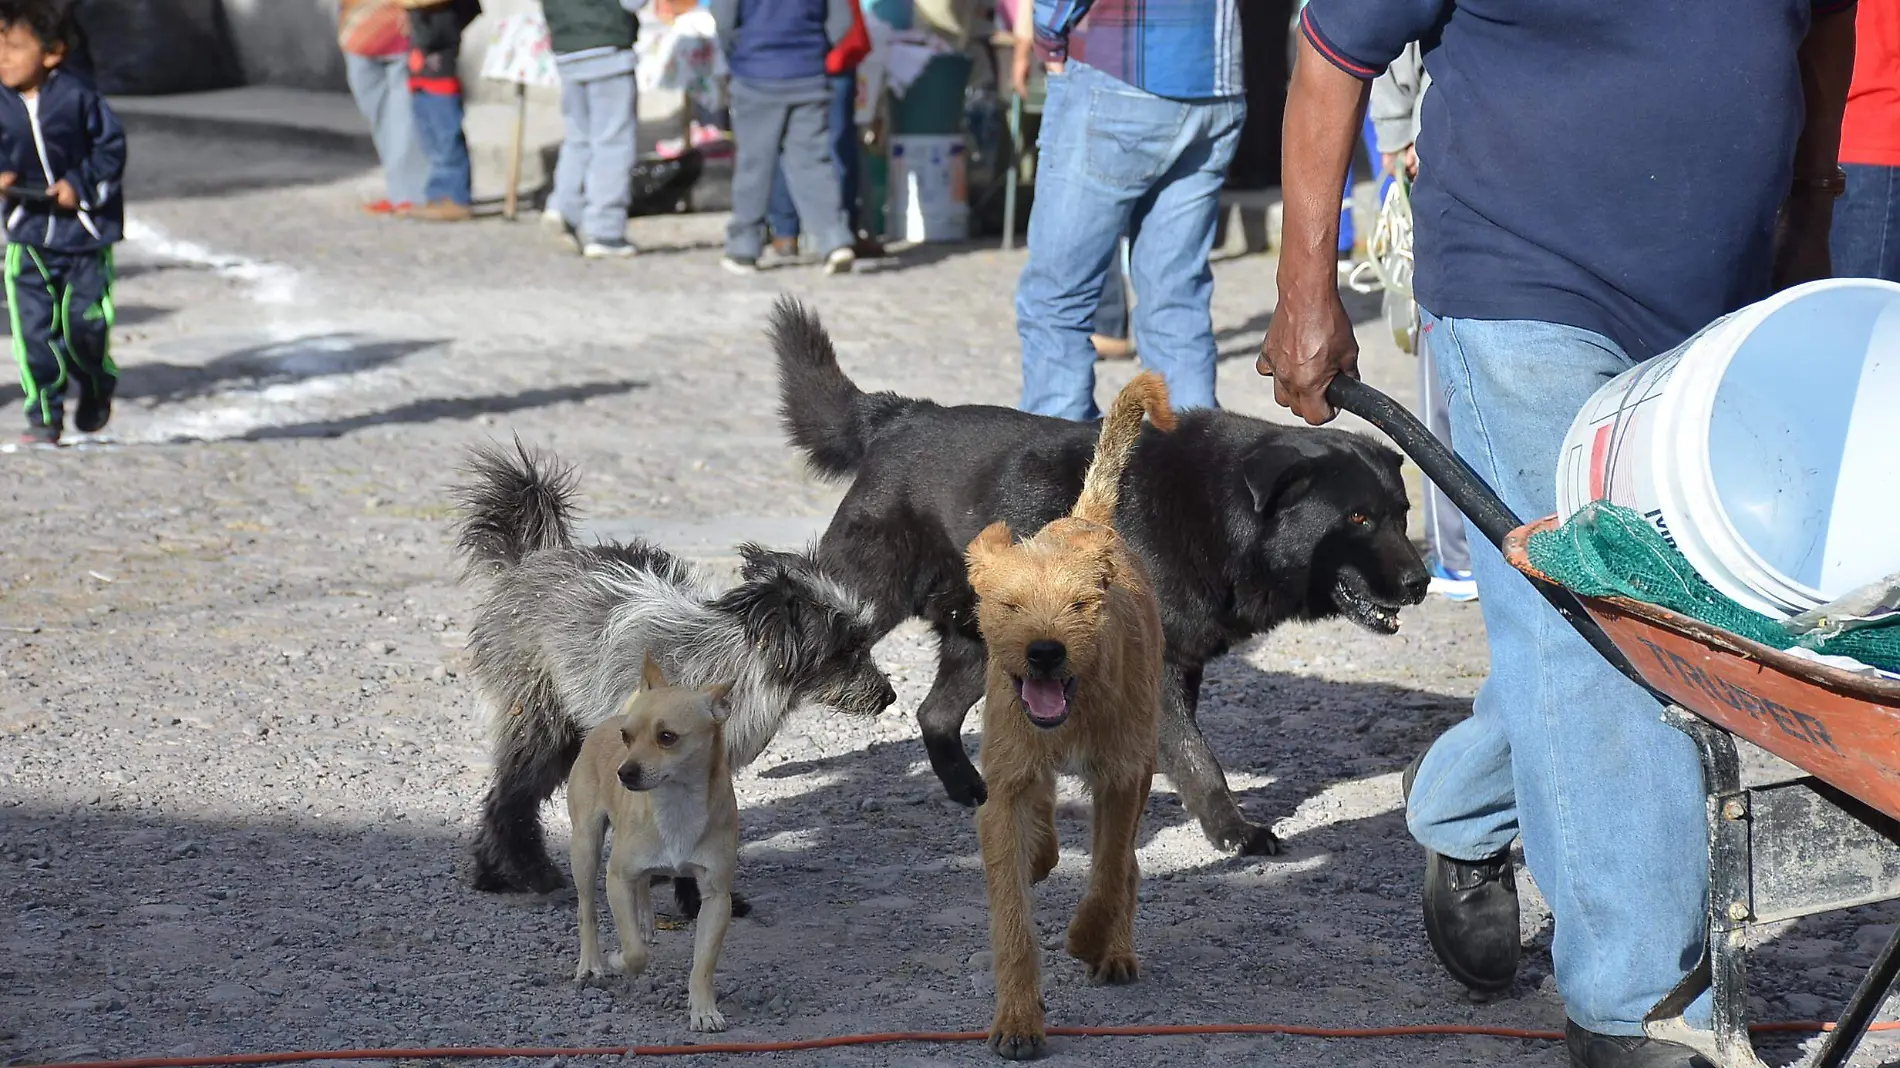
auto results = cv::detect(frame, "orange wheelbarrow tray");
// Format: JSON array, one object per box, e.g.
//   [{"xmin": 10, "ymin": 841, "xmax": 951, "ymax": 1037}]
[{"xmin": 1326, "ymin": 376, "xmax": 1900, "ymax": 1068}]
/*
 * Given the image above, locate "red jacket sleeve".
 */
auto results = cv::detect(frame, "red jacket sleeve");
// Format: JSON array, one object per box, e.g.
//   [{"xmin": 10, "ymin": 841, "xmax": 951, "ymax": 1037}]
[{"xmin": 827, "ymin": 0, "xmax": 871, "ymax": 74}]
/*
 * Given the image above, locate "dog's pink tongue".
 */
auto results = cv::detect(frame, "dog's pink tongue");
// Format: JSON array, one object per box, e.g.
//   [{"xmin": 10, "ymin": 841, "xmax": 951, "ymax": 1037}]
[{"xmin": 1021, "ymin": 679, "xmax": 1068, "ymax": 722}]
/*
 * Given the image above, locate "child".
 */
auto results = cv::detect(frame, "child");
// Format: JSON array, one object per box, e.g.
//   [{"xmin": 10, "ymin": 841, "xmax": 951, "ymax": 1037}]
[
  {"xmin": 401, "ymin": 0, "xmax": 481, "ymax": 222},
  {"xmin": 764, "ymin": 0, "xmax": 873, "ymax": 262},
  {"xmin": 541, "ymin": 0, "xmax": 644, "ymax": 258},
  {"xmin": 710, "ymin": 0, "xmax": 855, "ymax": 276},
  {"xmin": 0, "ymin": 0, "xmax": 123, "ymax": 446}
]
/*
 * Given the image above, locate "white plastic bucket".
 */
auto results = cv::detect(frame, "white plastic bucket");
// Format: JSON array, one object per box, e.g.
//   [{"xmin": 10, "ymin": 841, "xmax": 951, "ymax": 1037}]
[
  {"xmin": 889, "ymin": 134, "xmax": 968, "ymax": 243},
  {"xmin": 1555, "ymin": 278, "xmax": 1900, "ymax": 618}
]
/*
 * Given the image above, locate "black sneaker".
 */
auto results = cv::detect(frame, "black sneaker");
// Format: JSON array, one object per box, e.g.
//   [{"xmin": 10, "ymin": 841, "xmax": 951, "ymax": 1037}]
[
  {"xmin": 75, "ymin": 390, "xmax": 112, "ymax": 433},
  {"xmin": 19, "ymin": 422, "xmax": 59, "ymax": 446},
  {"xmin": 1404, "ymin": 752, "xmax": 1521, "ymax": 993},
  {"xmin": 1566, "ymin": 1021, "xmax": 1708, "ymax": 1067}
]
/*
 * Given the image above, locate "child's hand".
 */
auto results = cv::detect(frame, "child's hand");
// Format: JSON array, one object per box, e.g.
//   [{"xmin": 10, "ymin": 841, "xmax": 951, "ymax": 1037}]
[
  {"xmin": 51, "ymin": 179, "xmax": 77, "ymax": 209},
  {"xmin": 0, "ymin": 172, "xmax": 14, "ymax": 190}
]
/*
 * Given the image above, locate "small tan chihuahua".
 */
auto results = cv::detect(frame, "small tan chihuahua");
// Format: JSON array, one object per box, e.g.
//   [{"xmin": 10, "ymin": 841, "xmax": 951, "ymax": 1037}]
[{"xmin": 568, "ymin": 656, "xmax": 738, "ymax": 1032}]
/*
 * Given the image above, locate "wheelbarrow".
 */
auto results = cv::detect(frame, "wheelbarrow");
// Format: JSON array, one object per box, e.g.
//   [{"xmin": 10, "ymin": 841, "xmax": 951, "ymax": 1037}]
[{"xmin": 1326, "ymin": 376, "xmax": 1900, "ymax": 1068}]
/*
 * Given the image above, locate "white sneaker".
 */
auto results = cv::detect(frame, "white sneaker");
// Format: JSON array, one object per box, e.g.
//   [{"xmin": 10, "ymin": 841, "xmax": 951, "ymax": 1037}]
[
  {"xmin": 823, "ymin": 246, "xmax": 856, "ymax": 276},
  {"xmin": 720, "ymin": 255, "xmax": 760, "ymax": 275},
  {"xmin": 582, "ymin": 240, "xmax": 637, "ymax": 259}
]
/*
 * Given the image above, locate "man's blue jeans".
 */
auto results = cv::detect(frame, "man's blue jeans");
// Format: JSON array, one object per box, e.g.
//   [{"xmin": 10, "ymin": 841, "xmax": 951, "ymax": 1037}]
[
  {"xmin": 1408, "ymin": 314, "xmax": 1710, "ymax": 1036},
  {"xmin": 1833, "ymin": 163, "xmax": 1900, "ymax": 282},
  {"xmin": 1016, "ymin": 62, "xmax": 1244, "ymax": 420},
  {"xmin": 412, "ymin": 88, "xmax": 472, "ymax": 206}
]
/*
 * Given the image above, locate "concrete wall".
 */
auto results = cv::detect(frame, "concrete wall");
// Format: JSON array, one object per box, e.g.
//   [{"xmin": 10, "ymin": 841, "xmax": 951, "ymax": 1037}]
[{"xmin": 221, "ymin": 0, "xmax": 347, "ymax": 91}]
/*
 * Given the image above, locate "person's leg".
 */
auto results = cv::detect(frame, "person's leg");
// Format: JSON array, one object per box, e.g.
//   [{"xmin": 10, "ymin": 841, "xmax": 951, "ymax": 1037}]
[
  {"xmin": 5, "ymin": 244, "xmax": 65, "ymax": 434},
  {"xmin": 1121, "ymin": 93, "xmax": 1245, "ymax": 412},
  {"xmin": 345, "ymin": 53, "xmax": 403, "ymax": 203},
  {"xmin": 779, "ymin": 96, "xmax": 851, "ymax": 256},
  {"xmin": 551, "ymin": 70, "xmax": 594, "ymax": 229},
  {"xmin": 62, "ymin": 248, "xmax": 116, "ymax": 430},
  {"xmin": 768, "ymin": 164, "xmax": 801, "ymax": 240},
  {"xmin": 829, "ymin": 71, "xmax": 860, "ymax": 230},
  {"xmin": 375, "ymin": 56, "xmax": 431, "ymax": 206},
  {"xmin": 1015, "ymin": 65, "xmax": 1161, "ymax": 421},
  {"xmin": 579, "ymin": 71, "xmax": 638, "ymax": 246},
  {"xmin": 725, "ymin": 83, "xmax": 788, "ymax": 261},
  {"xmin": 1416, "ymin": 333, "xmax": 1472, "ymax": 576},
  {"xmin": 1416, "ymin": 313, "xmax": 1710, "ymax": 1036},
  {"xmin": 411, "ymin": 85, "xmax": 473, "ymax": 206},
  {"xmin": 1833, "ymin": 163, "xmax": 1900, "ymax": 282}
]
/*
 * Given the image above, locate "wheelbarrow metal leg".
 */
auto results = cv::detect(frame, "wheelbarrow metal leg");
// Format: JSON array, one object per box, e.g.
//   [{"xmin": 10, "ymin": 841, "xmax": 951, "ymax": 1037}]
[
  {"xmin": 1647, "ymin": 708, "xmax": 1768, "ymax": 1068},
  {"xmin": 1811, "ymin": 920, "xmax": 1900, "ymax": 1068}
]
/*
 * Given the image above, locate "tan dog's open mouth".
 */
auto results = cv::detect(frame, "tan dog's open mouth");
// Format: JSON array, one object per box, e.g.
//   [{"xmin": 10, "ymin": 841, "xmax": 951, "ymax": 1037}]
[{"xmin": 1012, "ymin": 676, "xmax": 1078, "ymax": 729}]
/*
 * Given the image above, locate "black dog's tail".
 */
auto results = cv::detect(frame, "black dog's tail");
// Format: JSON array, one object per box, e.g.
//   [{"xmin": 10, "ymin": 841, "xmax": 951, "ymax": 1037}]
[
  {"xmin": 770, "ymin": 296, "xmax": 923, "ymax": 480},
  {"xmin": 454, "ymin": 438, "xmax": 579, "ymax": 577}
]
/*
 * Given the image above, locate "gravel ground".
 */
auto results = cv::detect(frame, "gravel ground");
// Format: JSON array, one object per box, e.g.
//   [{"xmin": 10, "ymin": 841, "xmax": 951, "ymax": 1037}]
[{"xmin": 3, "ymin": 131, "xmax": 1898, "ymax": 1068}]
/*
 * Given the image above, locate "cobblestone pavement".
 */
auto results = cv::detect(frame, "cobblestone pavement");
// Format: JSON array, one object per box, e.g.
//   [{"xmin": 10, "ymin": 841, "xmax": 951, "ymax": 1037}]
[{"xmin": 2, "ymin": 130, "xmax": 1894, "ymax": 1068}]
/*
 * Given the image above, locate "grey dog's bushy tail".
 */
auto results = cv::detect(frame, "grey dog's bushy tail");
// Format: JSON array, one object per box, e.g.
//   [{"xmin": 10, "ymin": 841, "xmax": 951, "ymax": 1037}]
[
  {"xmin": 1072, "ymin": 372, "xmax": 1174, "ymax": 528},
  {"xmin": 454, "ymin": 438, "xmax": 579, "ymax": 577},
  {"xmin": 770, "ymin": 296, "xmax": 922, "ymax": 480}
]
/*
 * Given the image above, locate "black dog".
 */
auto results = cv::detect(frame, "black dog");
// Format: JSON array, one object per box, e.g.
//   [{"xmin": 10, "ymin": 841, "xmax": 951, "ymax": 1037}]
[{"xmin": 772, "ymin": 299, "xmax": 1428, "ymax": 855}]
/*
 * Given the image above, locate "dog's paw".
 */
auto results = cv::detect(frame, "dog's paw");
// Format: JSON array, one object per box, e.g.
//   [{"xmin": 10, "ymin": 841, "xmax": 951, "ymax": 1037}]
[
  {"xmin": 942, "ymin": 764, "xmax": 990, "ymax": 808},
  {"xmin": 688, "ymin": 1004, "xmax": 728, "ymax": 1033},
  {"xmin": 987, "ymin": 1004, "xmax": 1046, "ymax": 1061},
  {"xmin": 1084, "ymin": 950, "xmax": 1139, "ymax": 986},
  {"xmin": 607, "ymin": 950, "xmax": 647, "ymax": 977}
]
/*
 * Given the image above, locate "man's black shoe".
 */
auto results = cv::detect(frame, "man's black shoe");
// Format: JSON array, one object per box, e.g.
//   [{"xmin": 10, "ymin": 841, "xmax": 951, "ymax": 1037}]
[
  {"xmin": 1404, "ymin": 752, "xmax": 1521, "ymax": 993},
  {"xmin": 1566, "ymin": 1021, "xmax": 1708, "ymax": 1067}
]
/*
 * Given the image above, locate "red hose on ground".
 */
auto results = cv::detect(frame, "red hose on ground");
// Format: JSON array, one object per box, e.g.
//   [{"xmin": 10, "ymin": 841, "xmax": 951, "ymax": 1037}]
[{"xmin": 31, "ymin": 1019, "xmax": 1900, "ymax": 1068}]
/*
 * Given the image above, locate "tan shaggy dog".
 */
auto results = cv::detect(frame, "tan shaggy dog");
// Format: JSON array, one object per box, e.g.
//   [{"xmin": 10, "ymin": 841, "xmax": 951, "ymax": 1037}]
[
  {"xmin": 568, "ymin": 657, "xmax": 739, "ymax": 1032},
  {"xmin": 965, "ymin": 372, "xmax": 1174, "ymax": 1060}
]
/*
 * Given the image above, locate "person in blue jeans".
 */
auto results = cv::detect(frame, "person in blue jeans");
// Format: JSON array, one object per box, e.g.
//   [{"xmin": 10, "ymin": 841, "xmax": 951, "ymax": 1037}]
[
  {"xmin": 404, "ymin": 0, "xmax": 480, "ymax": 222},
  {"xmin": 1016, "ymin": 0, "xmax": 1244, "ymax": 421},
  {"xmin": 1262, "ymin": 1, "xmax": 1854, "ymax": 1065}
]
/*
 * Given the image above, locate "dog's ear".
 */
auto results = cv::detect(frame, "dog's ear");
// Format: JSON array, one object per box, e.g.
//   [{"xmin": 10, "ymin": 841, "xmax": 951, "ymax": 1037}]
[
  {"xmin": 1241, "ymin": 437, "xmax": 1331, "ymax": 515},
  {"xmin": 714, "ymin": 574, "xmax": 810, "ymax": 675},
  {"xmin": 704, "ymin": 681, "xmax": 734, "ymax": 722},
  {"xmin": 965, "ymin": 521, "xmax": 1013, "ymax": 579},
  {"xmin": 736, "ymin": 542, "xmax": 799, "ymax": 582},
  {"xmin": 641, "ymin": 653, "xmax": 668, "ymax": 691}
]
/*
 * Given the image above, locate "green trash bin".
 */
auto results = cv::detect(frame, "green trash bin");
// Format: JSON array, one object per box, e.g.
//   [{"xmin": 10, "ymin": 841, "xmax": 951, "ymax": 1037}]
[{"xmin": 893, "ymin": 53, "xmax": 973, "ymax": 136}]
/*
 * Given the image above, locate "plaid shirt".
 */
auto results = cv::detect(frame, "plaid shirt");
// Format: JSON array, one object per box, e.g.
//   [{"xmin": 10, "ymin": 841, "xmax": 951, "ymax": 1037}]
[{"xmin": 1035, "ymin": 0, "xmax": 1243, "ymax": 100}]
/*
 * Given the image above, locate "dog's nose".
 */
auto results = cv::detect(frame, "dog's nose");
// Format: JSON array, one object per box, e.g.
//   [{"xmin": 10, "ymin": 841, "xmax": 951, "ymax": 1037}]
[
  {"xmin": 1024, "ymin": 640, "xmax": 1067, "ymax": 674},
  {"xmin": 618, "ymin": 763, "xmax": 644, "ymax": 790},
  {"xmin": 1403, "ymin": 569, "xmax": 1431, "ymax": 603},
  {"xmin": 877, "ymin": 681, "xmax": 897, "ymax": 708}
]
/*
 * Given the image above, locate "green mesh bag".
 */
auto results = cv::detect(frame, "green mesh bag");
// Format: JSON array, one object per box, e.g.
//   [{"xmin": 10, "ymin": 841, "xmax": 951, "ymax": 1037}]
[{"xmin": 1525, "ymin": 502, "xmax": 1900, "ymax": 674}]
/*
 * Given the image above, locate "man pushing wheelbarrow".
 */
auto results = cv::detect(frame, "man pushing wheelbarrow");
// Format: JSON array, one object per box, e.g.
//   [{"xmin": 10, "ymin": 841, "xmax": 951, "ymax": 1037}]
[{"xmin": 1259, "ymin": 2, "xmax": 1859, "ymax": 1065}]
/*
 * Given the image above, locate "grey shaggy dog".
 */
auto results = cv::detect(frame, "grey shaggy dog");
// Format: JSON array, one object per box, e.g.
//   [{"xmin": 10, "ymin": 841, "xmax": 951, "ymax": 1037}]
[{"xmin": 455, "ymin": 441, "xmax": 897, "ymax": 900}]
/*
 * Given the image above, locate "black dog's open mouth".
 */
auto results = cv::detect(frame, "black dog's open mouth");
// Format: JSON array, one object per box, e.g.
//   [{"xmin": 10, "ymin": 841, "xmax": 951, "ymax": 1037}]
[
  {"xmin": 1012, "ymin": 676, "xmax": 1078, "ymax": 729},
  {"xmin": 1332, "ymin": 571, "xmax": 1406, "ymax": 635}
]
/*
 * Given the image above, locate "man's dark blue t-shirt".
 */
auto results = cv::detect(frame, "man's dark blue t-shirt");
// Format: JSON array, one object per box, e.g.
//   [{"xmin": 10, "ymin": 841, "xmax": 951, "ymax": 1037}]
[{"xmin": 1301, "ymin": 0, "xmax": 1853, "ymax": 360}]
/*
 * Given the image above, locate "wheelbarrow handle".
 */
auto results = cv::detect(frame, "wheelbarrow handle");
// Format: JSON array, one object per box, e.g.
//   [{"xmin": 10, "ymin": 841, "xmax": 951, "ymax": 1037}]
[{"xmin": 1324, "ymin": 375, "xmax": 1663, "ymax": 698}]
